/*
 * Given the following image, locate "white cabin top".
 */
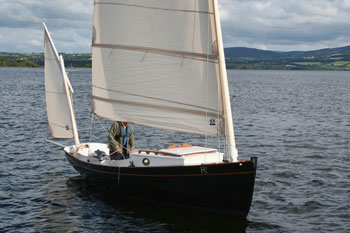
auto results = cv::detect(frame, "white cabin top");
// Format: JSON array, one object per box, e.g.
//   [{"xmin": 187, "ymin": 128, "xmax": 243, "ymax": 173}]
[{"xmin": 159, "ymin": 145, "xmax": 217, "ymax": 156}]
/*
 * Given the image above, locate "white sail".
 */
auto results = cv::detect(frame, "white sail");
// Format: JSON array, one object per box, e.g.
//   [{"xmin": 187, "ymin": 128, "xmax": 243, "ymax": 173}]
[
  {"xmin": 44, "ymin": 23, "xmax": 77, "ymax": 140},
  {"xmin": 92, "ymin": 0, "xmax": 238, "ymax": 161},
  {"xmin": 92, "ymin": 0, "xmax": 226, "ymax": 136}
]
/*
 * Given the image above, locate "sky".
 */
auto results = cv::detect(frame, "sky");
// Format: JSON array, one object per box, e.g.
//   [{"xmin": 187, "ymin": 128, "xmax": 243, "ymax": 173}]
[{"xmin": 0, "ymin": 0, "xmax": 349, "ymax": 53}]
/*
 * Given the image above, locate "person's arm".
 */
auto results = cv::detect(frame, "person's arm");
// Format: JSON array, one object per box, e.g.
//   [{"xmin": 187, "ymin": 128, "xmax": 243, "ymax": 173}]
[
  {"xmin": 129, "ymin": 127, "xmax": 135, "ymax": 153},
  {"xmin": 108, "ymin": 123, "xmax": 121, "ymax": 151}
]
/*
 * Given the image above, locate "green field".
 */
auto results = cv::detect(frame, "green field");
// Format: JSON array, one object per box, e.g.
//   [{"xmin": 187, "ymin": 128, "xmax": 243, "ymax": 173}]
[{"xmin": 294, "ymin": 62, "xmax": 322, "ymax": 65}]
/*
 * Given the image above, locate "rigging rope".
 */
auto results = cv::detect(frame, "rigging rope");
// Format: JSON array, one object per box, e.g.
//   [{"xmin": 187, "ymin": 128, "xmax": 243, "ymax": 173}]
[
  {"xmin": 81, "ymin": 113, "xmax": 124, "ymax": 185},
  {"xmin": 204, "ymin": 1, "xmax": 210, "ymax": 163},
  {"xmin": 94, "ymin": 114, "xmax": 109, "ymax": 135},
  {"xmin": 88, "ymin": 112, "xmax": 94, "ymax": 154},
  {"xmin": 117, "ymin": 166, "xmax": 121, "ymax": 186},
  {"xmin": 94, "ymin": 115, "xmax": 129, "ymax": 156}
]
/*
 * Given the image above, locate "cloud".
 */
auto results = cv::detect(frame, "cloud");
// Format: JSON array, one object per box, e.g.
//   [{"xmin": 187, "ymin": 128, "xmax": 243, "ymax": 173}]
[
  {"xmin": 0, "ymin": 0, "xmax": 93, "ymax": 53},
  {"xmin": 218, "ymin": 0, "xmax": 350, "ymax": 51},
  {"xmin": 0, "ymin": 0, "xmax": 349, "ymax": 52}
]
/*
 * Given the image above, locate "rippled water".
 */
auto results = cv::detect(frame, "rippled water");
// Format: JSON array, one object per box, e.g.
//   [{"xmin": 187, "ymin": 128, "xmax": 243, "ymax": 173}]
[{"xmin": 0, "ymin": 68, "xmax": 349, "ymax": 232}]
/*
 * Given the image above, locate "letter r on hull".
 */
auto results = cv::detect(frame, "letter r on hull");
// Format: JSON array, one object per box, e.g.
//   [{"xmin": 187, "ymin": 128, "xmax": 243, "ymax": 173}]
[{"xmin": 200, "ymin": 167, "xmax": 208, "ymax": 174}]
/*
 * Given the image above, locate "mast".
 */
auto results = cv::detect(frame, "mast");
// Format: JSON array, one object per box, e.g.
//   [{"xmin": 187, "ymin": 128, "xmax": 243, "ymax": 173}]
[
  {"xmin": 213, "ymin": 0, "xmax": 238, "ymax": 162},
  {"xmin": 59, "ymin": 55, "xmax": 80, "ymax": 147}
]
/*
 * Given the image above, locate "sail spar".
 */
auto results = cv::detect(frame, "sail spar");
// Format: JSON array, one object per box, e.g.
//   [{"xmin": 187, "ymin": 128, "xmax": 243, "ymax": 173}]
[{"xmin": 44, "ymin": 23, "xmax": 79, "ymax": 145}]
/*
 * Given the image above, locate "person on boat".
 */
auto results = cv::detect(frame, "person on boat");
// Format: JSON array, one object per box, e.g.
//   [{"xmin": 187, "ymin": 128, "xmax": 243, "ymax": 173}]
[{"xmin": 108, "ymin": 121, "xmax": 135, "ymax": 160}]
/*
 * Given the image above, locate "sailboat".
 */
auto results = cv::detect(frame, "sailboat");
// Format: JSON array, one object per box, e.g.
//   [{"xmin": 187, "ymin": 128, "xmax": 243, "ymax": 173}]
[{"xmin": 44, "ymin": 0, "xmax": 257, "ymax": 217}]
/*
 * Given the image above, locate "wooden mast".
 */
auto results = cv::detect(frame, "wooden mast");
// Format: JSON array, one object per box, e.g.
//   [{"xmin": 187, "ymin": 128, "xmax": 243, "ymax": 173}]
[{"xmin": 213, "ymin": 0, "xmax": 238, "ymax": 162}]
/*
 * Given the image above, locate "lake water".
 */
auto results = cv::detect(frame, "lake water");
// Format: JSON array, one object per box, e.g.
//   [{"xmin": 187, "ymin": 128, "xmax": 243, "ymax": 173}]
[{"xmin": 0, "ymin": 68, "xmax": 349, "ymax": 232}]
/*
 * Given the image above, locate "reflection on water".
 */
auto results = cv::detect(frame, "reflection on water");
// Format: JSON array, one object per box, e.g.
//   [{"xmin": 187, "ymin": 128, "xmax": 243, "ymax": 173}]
[{"xmin": 36, "ymin": 176, "xmax": 249, "ymax": 233}]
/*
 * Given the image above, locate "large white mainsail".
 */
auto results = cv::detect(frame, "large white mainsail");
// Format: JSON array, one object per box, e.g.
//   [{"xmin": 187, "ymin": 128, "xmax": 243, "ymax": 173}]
[
  {"xmin": 44, "ymin": 23, "xmax": 80, "ymax": 146},
  {"xmin": 92, "ymin": 0, "xmax": 237, "ymax": 160}
]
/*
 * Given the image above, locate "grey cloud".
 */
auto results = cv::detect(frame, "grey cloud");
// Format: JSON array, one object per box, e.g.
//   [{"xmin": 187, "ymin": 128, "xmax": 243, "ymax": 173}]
[
  {"xmin": 219, "ymin": 0, "xmax": 350, "ymax": 51},
  {"xmin": 0, "ymin": 0, "xmax": 92, "ymax": 52},
  {"xmin": 0, "ymin": 0, "xmax": 349, "ymax": 52}
]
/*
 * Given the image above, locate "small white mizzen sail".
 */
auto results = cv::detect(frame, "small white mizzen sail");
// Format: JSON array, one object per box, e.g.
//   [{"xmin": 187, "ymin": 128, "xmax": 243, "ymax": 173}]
[
  {"xmin": 44, "ymin": 23, "xmax": 79, "ymax": 144},
  {"xmin": 92, "ymin": 0, "xmax": 237, "ymax": 160}
]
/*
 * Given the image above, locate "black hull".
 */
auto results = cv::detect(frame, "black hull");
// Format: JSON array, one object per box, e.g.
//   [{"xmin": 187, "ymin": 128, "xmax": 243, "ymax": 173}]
[{"xmin": 65, "ymin": 152, "xmax": 257, "ymax": 217}]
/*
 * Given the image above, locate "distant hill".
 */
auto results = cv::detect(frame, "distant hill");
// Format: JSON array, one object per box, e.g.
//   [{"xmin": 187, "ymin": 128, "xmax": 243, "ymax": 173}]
[
  {"xmin": 224, "ymin": 45, "xmax": 350, "ymax": 59},
  {"xmin": 224, "ymin": 45, "xmax": 350, "ymax": 70},
  {"xmin": 225, "ymin": 47, "xmax": 286, "ymax": 59}
]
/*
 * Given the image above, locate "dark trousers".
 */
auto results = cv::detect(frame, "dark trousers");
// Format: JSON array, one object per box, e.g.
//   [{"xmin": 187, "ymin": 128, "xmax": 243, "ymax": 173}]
[{"xmin": 109, "ymin": 148, "xmax": 129, "ymax": 160}]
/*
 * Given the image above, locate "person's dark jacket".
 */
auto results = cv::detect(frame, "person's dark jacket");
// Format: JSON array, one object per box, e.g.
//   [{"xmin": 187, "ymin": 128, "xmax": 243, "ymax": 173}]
[{"xmin": 108, "ymin": 122, "xmax": 134, "ymax": 153}]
